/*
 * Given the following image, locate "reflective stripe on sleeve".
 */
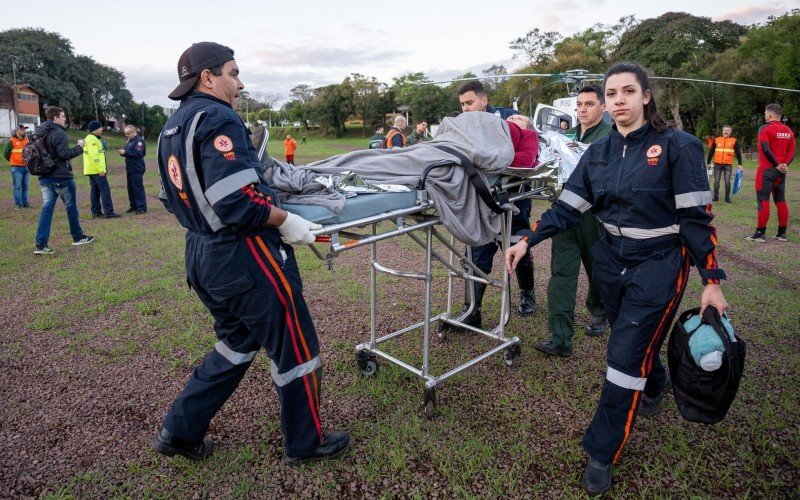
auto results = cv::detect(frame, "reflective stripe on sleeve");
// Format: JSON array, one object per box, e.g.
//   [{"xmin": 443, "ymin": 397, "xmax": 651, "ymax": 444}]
[
  {"xmin": 205, "ymin": 168, "xmax": 261, "ymax": 206},
  {"xmin": 675, "ymin": 191, "xmax": 712, "ymax": 209},
  {"xmin": 215, "ymin": 341, "xmax": 258, "ymax": 365},
  {"xmin": 184, "ymin": 111, "xmax": 226, "ymax": 232},
  {"xmin": 606, "ymin": 366, "xmax": 647, "ymax": 390},
  {"xmin": 558, "ymin": 189, "xmax": 592, "ymax": 212},
  {"xmin": 270, "ymin": 356, "xmax": 322, "ymax": 387},
  {"xmin": 602, "ymin": 222, "xmax": 679, "ymax": 239}
]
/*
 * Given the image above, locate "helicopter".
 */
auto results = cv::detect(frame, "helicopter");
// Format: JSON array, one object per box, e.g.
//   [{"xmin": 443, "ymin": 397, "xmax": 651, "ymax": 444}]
[{"xmin": 434, "ymin": 70, "xmax": 800, "ymax": 134}]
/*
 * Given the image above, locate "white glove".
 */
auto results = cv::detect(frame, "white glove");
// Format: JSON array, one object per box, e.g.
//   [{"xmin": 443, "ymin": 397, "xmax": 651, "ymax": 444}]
[{"xmin": 278, "ymin": 212, "xmax": 322, "ymax": 245}]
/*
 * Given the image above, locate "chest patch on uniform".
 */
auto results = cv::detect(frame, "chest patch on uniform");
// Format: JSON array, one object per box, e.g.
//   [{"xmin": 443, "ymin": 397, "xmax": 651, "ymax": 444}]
[
  {"xmin": 213, "ymin": 135, "xmax": 234, "ymax": 152},
  {"xmin": 167, "ymin": 155, "xmax": 183, "ymax": 190},
  {"xmin": 646, "ymin": 144, "xmax": 662, "ymax": 166}
]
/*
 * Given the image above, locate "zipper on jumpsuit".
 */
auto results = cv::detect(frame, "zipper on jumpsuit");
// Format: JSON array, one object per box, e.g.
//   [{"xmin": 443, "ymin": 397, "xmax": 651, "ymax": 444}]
[{"xmin": 614, "ymin": 141, "xmax": 628, "ymax": 272}]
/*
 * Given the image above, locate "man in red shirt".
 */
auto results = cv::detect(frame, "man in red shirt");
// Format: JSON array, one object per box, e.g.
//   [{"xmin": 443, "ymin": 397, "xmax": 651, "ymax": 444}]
[{"xmin": 746, "ymin": 103, "xmax": 796, "ymax": 242}]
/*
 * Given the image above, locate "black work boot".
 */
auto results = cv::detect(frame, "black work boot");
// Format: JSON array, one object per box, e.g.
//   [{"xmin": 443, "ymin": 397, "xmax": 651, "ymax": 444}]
[
  {"xmin": 582, "ymin": 457, "xmax": 612, "ymax": 495},
  {"xmin": 640, "ymin": 372, "xmax": 671, "ymax": 417},
  {"xmin": 534, "ymin": 340, "xmax": 573, "ymax": 358},
  {"xmin": 460, "ymin": 282, "xmax": 486, "ymax": 329},
  {"xmin": 151, "ymin": 427, "xmax": 214, "ymax": 461},
  {"xmin": 585, "ymin": 314, "xmax": 607, "ymax": 337},
  {"xmin": 283, "ymin": 431, "xmax": 351, "ymax": 466},
  {"xmin": 518, "ymin": 289, "xmax": 536, "ymax": 316}
]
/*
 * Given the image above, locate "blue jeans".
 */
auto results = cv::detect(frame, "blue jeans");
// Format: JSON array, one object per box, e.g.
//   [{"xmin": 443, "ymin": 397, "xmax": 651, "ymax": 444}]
[
  {"xmin": 35, "ymin": 178, "xmax": 85, "ymax": 247},
  {"xmin": 11, "ymin": 166, "xmax": 30, "ymax": 207},
  {"xmin": 88, "ymin": 174, "xmax": 115, "ymax": 215}
]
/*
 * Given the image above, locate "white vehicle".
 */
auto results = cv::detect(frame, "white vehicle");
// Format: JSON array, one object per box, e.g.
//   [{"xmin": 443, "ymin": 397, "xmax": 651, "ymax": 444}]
[{"xmin": 533, "ymin": 96, "xmax": 578, "ymax": 134}]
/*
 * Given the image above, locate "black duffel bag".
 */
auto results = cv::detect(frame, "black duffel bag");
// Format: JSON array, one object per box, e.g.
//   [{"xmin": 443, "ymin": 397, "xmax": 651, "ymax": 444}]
[{"xmin": 667, "ymin": 306, "xmax": 746, "ymax": 424}]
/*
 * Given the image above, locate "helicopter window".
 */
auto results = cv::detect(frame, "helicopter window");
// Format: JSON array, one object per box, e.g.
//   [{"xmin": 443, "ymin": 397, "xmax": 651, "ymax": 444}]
[{"xmin": 536, "ymin": 109, "xmax": 574, "ymax": 133}]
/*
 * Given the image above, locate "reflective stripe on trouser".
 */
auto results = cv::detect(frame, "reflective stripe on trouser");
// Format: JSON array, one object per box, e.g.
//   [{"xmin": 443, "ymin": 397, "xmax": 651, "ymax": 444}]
[
  {"xmin": 582, "ymin": 234, "xmax": 690, "ymax": 465},
  {"xmin": 547, "ymin": 210, "xmax": 604, "ymax": 349},
  {"xmin": 162, "ymin": 229, "xmax": 323, "ymax": 456}
]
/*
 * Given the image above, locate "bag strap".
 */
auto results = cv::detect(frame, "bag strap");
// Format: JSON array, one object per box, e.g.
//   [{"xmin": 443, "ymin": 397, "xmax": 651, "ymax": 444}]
[{"xmin": 431, "ymin": 144, "xmax": 507, "ymax": 214}]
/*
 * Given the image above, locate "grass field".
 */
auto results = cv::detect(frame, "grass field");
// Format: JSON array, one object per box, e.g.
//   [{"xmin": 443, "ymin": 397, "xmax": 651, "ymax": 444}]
[{"xmin": 0, "ymin": 136, "xmax": 798, "ymax": 498}]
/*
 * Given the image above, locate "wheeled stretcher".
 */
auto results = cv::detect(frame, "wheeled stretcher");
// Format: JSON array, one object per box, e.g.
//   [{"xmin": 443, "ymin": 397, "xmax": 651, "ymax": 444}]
[{"xmin": 282, "ymin": 171, "xmax": 556, "ymax": 416}]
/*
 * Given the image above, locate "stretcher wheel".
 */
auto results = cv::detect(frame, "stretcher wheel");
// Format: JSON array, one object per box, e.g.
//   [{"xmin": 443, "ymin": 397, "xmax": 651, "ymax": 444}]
[
  {"xmin": 437, "ymin": 322, "xmax": 449, "ymax": 340},
  {"xmin": 356, "ymin": 352, "xmax": 379, "ymax": 377},
  {"xmin": 422, "ymin": 387, "xmax": 437, "ymax": 419},
  {"xmin": 503, "ymin": 344, "xmax": 522, "ymax": 367}
]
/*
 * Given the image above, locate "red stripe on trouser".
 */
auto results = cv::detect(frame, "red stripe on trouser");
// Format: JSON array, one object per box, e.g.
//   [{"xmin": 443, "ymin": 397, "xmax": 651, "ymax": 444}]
[
  {"xmin": 776, "ymin": 201, "xmax": 789, "ymax": 227},
  {"xmin": 758, "ymin": 200, "xmax": 771, "ymax": 227},
  {"xmin": 254, "ymin": 236, "xmax": 322, "ymax": 413},
  {"xmin": 611, "ymin": 249, "xmax": 690, "ymax": 464},
  {"xmin": 245, "ymin": 237, "xmax": 323, "ymax": 438}
]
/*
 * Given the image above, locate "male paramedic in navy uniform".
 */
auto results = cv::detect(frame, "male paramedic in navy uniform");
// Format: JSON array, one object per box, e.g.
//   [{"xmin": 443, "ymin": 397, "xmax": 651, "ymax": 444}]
[
  {"xmin": 457, "ymin": 80, "xmax": 536, "ymax": 327},
  {"xmin": 151, "ymin": 42, "xmax": 349, "ymax": 464}
]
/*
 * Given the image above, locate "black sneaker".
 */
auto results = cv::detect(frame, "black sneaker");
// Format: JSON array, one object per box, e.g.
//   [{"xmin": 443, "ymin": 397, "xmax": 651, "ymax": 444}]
[
  {"xmin": 773, "ymin": 232, "xmax": 788, "ymax": 242},
  {"xmin": 91, "ymin": 214, "xmax": 103, "ymax": 219},
  {"xmin": 745, "ymin": 231, "xmax": 766, "ymax": 243},
  {"xmin": 518, "ymin": 290, "xmax": 536, "ymax": 316},
  {"xmin": 725, "ymin": 198, "xmax": 732, "ymax": 203},
  {"xmin": 151, "ymin": 427, "xmax": 214, "ymax": 461},
  {"xmin": 34, "ymin": 246, "xmax": 54, "ymax": 255},
  {"xmin": 585, "ymin": 315, "xmax": 607, "ymax": 336},
  {"xmin": 104, "ymin": 212, "xmax": 121, "ymax": 219},
  {"xmin": 125, "ymin": 208, "xmax": 137, "ymax": 213},
  {"xmin": 534, "ymin": 340, "xmax": 573, "ymax": 358},
  {"xmin": 72, "ymin": 235, "xmax": 95, "ymax": 246},
  {"xmin": 582, "ymin": 457, "xmax": 612, "ymax": 495},
  {"xmin": 283, "ymin": 431, "xmax": 350, "ymax": 466}
]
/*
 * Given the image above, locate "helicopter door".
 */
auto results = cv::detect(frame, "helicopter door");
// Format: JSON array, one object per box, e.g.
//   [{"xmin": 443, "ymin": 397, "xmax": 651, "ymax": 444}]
[{"xmin": 533, "ymin": 104, "xmax": 576, "ymax": 134}]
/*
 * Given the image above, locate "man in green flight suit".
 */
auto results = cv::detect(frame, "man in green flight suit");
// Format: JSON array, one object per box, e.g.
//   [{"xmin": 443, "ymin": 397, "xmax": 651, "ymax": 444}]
[{"xmin": 536, "ymin": 85, "xmax": 613, "ymax": 357}]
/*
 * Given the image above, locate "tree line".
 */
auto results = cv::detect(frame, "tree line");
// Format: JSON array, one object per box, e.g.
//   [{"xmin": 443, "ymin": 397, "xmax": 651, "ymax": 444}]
[
  {"xmin": 0, "ymin": 28, "xmax": 165, "ymax": 138},
  {"xmin": 271, "ymin": 10, "xmax": 800, "ymax": 146},
  {"xmin": 3, "ymin": 11, "xmax": 799, "ymax": 145}
]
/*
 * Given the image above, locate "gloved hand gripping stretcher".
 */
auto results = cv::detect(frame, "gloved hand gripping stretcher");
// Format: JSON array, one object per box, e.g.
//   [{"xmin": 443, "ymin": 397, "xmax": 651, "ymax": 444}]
[{"xmin": 258, "ymin": 113, "xmax": 569, "ymax": 415}]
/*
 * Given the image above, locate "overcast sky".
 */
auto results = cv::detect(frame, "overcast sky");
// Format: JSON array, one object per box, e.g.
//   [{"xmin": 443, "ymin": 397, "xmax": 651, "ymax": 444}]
[{"xmin": 3, "ymin": 0, "xmax": 796, "ymax": 110}]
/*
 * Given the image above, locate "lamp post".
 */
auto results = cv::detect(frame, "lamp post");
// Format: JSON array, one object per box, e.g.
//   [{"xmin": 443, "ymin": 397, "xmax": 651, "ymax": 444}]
[
  {"xmin": 141, "ymin": 102, "xmax": 146, "ymax": 138},
  {"xmin": 10, "ymin": 55, "xmax": 19, "ymax": 127},
  {"xmin": 91, "ymin": 88, "xmax": 99, "ymax": 121}
]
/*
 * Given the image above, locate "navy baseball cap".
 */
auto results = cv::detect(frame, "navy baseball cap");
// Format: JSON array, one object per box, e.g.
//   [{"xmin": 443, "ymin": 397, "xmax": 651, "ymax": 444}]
[{"xmin": 168, "ymin": 42, "xmax": 235, "ymax": 100}]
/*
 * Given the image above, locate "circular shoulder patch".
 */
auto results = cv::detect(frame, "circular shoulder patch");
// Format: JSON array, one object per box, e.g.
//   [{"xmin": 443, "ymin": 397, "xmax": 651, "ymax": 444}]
[
  {"xmin": 167, "ymin": 155, "xmax": 183, "ymax": 190},
  {"xmin": 213, "ymin": 135, "xmax": 234, "ymax": 152},
  {"xmin": 646, "ymin": 144, "xmax": 663, "ymax": 158}
]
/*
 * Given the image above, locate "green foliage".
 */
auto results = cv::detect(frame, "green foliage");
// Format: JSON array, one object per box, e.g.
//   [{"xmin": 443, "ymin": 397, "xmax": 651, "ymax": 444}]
[{"xmin": 0, "ymin": 28, "xmax": 134, "ymax": 125}]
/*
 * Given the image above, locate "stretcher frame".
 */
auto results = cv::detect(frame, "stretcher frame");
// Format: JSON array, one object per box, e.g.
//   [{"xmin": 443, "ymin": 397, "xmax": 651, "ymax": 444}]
[{"xmin": 306, "ymin": 174, "xmax": 556, "ymax": 416}]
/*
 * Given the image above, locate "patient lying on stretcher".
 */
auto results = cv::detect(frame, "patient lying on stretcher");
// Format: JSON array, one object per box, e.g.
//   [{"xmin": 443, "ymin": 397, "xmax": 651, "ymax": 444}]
[{"xmin": 262, "ymin": 111, "xmax": 540, "ymax": 245}]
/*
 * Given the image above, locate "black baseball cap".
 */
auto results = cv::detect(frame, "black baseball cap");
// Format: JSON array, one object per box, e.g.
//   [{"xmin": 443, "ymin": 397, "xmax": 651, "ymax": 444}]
[{"xmin": 168, "ymin": 42, "xmax": 235, "ymax": 100}]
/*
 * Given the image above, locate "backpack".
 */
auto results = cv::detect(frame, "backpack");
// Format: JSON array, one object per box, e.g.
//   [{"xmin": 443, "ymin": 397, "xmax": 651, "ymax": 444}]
[
  {"xmin": 23, "ymin": 137, "xmax": 56, "ymax": 176},
  {"xmin": 667, "ymin": 306, "xmax": 746, "ymax": 424}
]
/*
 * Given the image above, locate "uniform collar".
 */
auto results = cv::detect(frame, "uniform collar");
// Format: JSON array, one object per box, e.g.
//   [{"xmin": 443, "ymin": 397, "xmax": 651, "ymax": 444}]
[
  {"xmin": 610, "ymin": 121, "xmax": 651, "ymax": 144},
  {"xmin": 182, "ymin": 91, "xmax": 232, "ymax": 109}
]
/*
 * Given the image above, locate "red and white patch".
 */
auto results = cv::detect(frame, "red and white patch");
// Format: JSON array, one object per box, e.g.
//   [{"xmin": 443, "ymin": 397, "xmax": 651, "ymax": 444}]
[
  {"xmin": 213, "ymin": 135, "xmax": 234, "ymax": 152},
  {"xmin": 646, "ymin": 144, "xmax": 662, "ymax": 158},
  {"xmin": 223, "ymin": 151, "xmax": 236, "ymax": 161},
  {"xmin": 167, "ymin": 155, "xmax": 183, "ymax": 190}
]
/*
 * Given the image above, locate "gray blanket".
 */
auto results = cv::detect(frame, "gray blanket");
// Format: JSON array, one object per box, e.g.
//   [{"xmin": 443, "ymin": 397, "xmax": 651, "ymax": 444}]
[{"xmin": 299, "ymin": 112, "xmax": 516, "ymax": 245}]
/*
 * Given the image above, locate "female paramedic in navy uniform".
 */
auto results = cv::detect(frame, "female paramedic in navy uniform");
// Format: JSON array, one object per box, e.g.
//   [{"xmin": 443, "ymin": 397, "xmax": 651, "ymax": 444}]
[
  {"xmin": 150, "ymin": 42, "xmax": 349, "ymax": 464},
  {"xmin": 505, "ymin": 62, "xmax": 728, "ymax": 495}
]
